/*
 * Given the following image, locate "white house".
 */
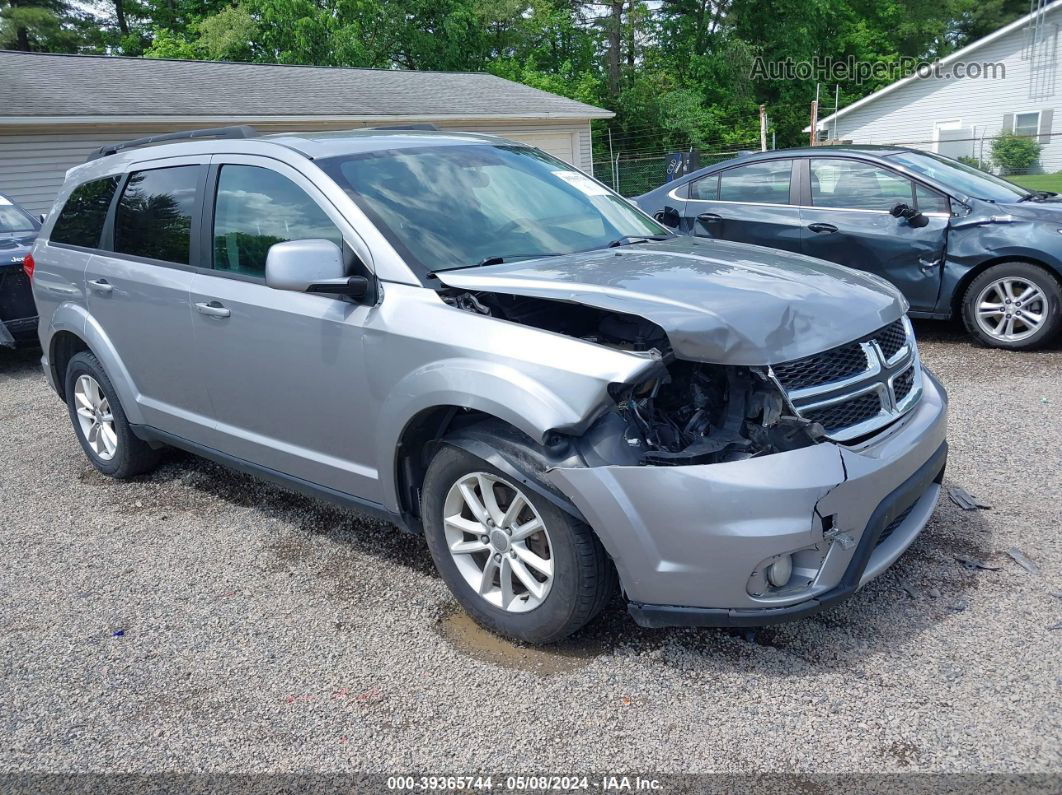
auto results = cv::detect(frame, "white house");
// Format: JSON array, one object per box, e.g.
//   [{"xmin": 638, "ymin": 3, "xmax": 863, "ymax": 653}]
[
  {"xmin": 811, "ymin": 1, "xmax": 1061, "ymax": 172},
  {"xmin": 0, "ymin": 52, "xmax": 613, "ymax": 215}
]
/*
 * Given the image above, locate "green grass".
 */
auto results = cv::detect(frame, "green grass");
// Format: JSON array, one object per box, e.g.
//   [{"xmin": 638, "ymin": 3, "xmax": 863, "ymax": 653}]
[{"xmin": 1009, "ymin": 173, "xmax": 1062, "ymax": 193}]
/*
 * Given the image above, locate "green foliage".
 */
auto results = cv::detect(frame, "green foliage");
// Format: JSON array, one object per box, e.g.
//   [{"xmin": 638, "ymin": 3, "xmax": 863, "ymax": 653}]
[
  {"xmin": 957, "ymin": 155, "xmax": 986, "ymax": 170},
  {"xmin": 6, "ymin": 0, "xmax": 1038, "ymax": 168},
  {"xmin": 991, "ymin": 132, "xmax": 1043, "ymax": 174}
]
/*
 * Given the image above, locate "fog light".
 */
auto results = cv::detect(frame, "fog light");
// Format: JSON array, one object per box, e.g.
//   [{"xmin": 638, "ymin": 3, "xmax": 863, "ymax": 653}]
[{"xmin": 766, "ymin": 554, "xmax": 793, "ymax": 588}]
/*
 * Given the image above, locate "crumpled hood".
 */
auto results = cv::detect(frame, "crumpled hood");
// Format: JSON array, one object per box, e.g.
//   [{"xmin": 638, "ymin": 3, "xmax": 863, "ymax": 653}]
[
  {"xmin": 996, "ymin": 198, "xmax": 1062, "ymax": 222},
  {"xmin": 437, "ymin": 236, "xmax": 906, "ymax": 365}
]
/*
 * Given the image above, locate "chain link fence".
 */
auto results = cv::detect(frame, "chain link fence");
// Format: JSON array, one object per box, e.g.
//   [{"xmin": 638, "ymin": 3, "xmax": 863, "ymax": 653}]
[{"xmin": 592, "ymin": 149, "xmax": 751, "ymax": 197}]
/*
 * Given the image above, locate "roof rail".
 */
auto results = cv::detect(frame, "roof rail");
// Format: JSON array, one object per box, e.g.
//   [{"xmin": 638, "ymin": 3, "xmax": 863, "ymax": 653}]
[
  {"xmin": 367, "ymin": 123, "xmax": 440, "ymax": 131},
  {"xmin": 86, "ymin": 125, "xmax": 259, "ymax": 162}
]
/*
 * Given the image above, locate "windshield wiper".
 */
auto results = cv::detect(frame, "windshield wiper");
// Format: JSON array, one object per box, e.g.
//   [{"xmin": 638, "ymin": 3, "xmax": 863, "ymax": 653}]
[
  {"xmin": 1018, "ymin": 190, "xmax": 1057, "ymax": 202},
  {"xmin": 433, "ymin": 252, "xmax": 565, "ymax": 273},
  {"xmin": 606, "ymin": 235, "xmax": 669, "ymax": 248}
]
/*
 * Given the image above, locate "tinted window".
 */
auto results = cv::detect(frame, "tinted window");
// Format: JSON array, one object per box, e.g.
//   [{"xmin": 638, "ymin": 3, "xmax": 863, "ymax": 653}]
[
  {"xmin": 213, "ymin": 165, "xmax": 342, "ymax": 277},
  {"xmin": 50, "ymin": 177, "xmax": 119, "ymax": 248},
  {"xmin": 915, "ymin": 184, "xmax": 949, "ymax": 214},
  {"xmin": 811, "ymin": 159, "xmax": 913, "ymax": 211},
  {"xmin": 114, "ymin": 167, "xmax": 198, "ymax": 264},
  {"xmin": 718, "ymin": 160, "xmax": 792, "ymax": 204},
  {"xmin": 690, "ymin": 175, "xmax": 718, "ymax": 201}
]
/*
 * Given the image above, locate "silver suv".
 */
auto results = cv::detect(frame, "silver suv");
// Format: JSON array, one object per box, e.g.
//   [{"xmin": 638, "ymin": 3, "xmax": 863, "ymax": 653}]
[{"xmin": 30, "ymin": 127, "xmax": 948, "ymax": 643}]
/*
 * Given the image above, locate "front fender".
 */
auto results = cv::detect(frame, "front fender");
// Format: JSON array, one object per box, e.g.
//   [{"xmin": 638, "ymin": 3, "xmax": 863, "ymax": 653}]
[{"xmin": 374, "ymin": 357, "xmax": 637, "ymax": 514}]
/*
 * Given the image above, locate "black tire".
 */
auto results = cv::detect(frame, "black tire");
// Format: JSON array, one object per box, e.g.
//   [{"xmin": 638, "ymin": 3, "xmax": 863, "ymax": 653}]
[
  {"xmin": 961, "ymin": 262, "xmax": 1062, "ymax": 350},
  {"xmin": 64, "ymin": 351, "xmax": 161, "ymax": 478},
  {"xmin": 422, "ymin": 444, "xmax": 615, "ymax": 644}
]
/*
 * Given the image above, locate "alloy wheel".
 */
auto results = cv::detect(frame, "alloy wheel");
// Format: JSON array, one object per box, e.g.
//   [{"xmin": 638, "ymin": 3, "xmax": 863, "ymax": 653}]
[
  {"xmin": 974, "ymin": 277, "xmax": 1049, "ymax": 342},
  {"xmin": 73, "ymin": 374, "xmax": 118, "ymax": 461},
  {"xmin": 442, "ymin": 472, "xmax": 554, "ymax": 612}
]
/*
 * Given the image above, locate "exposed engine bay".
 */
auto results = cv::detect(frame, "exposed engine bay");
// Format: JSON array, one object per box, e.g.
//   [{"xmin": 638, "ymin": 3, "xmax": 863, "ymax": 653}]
[{"xmin": 443, "ymin": 290, "xmax": 824, "ymax": 465}]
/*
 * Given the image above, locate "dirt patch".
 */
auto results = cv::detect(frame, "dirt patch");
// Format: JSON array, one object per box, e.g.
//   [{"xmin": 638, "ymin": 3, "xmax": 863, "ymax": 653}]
[{"xmin": 434, "ymin": 608, "xmax": 607, "ymax": 676}]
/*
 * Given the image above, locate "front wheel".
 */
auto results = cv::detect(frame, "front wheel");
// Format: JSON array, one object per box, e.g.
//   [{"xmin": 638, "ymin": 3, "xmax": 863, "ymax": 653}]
[
  {"xmin": 961, "ymin": 262, "xmax": 1061, "ymax": 350},
  {"xmin": 422, "ymin": 444, "xmax": 615, "ymax": 644}
]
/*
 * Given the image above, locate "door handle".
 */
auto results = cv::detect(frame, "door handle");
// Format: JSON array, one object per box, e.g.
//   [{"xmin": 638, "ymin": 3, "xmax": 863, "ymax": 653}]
[
  {"xmin": 195, "ymin": 300, "xmax": 231, "ymax": 318},
  {"xmin": 697, "ymin": 213, "xmax": 723, "ymax": 222},
  {"xmin": 88, "ymin": 278, "xmax": 113, "ymax": 295},
  {"xmin": 919, "ymin": 257, "xmax": 940, "ymax": 274},
  {"xmin": 807, "ymin": 222, "xmax": 838, "ymax": 234}
]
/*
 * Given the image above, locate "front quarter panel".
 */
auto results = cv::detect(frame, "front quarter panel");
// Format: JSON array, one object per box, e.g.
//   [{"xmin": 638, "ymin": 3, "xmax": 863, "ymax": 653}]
[{"xmin": 367, "ymin": 283, "xmax": 662, "ymax": 514}]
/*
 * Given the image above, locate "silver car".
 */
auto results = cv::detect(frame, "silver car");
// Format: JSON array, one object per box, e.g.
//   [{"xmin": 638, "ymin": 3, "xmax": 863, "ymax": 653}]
[{"xmin": 30, "ymin": 128, "xmax": 948, "ymax": 643}]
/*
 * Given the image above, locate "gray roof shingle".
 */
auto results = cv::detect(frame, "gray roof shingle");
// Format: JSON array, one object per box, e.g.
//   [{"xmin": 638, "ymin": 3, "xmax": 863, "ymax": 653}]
[{"xmin": 0, "ymin": 51, "xmax": 612, "ymax": 120}]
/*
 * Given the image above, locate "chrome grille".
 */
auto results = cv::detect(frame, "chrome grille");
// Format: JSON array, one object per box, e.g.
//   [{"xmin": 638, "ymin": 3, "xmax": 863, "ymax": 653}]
[
  {"xmin": 893, "ymin": 367, "xmax": 915, "ymax": 403},
  {"xmin": 769, "ymin": 316, "xmax": 923, "ymax": 442},
  {"xmin": 877, "ymin": 319, "xmax": 906, "ymax": 360},
  {"xmin": 772, "ymin": 343, "xmax": 868, "ymax": 392},
  {"xmin": 803, "ymin": 391, "xmax": 883, "ymax": 432}
]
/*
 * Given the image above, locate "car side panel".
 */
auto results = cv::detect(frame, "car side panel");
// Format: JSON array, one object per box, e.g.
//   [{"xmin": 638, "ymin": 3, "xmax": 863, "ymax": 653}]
[{"xmin": 368, "ymin": 283, "xmax": 662, "ymax": 514}]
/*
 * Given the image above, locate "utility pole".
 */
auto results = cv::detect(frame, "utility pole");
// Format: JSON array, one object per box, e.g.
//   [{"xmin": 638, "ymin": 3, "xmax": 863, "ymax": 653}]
[
  {"xmin": 607, "ymin": 128, "xmax": 616, "ymax": 189},
  {"xmin": 833, "ymin": 84, "xmax": 840, "ymax": 141},
  {"xmin": 759, "ymin": 104, "xmax": 767, "ymax": 152},
  {"xmin": 809, "ymin": 83, "xmax": 820, "ymax": 147}
]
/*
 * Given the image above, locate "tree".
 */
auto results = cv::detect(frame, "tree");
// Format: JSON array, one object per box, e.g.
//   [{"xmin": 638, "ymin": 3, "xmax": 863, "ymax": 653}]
[
  {"xmin": 991, "ymin": 132, "xmax": 1042, "ymax": 174},
  {"xmin": 0, "ymin": 0, "xmax": 80, "ymax": 51}
]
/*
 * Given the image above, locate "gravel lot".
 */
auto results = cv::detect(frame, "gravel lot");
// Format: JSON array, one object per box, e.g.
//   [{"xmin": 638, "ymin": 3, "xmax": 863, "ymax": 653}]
[{"xmin": 1, "ymin": 321, "xmax": 1059, "ymax": 775}]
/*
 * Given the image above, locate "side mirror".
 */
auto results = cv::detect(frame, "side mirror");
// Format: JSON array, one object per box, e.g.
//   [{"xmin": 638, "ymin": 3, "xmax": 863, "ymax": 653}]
[
  {"xmin": 265, "ymin": 239, "xmax": 369, "ymax": 299},
  {"xmin": 655, "ymin": 206, "xmax": 681, "ymax": 228},
  {"xmin": 890, "ymin": 202, "xmax": 928, "ymax": 227}
]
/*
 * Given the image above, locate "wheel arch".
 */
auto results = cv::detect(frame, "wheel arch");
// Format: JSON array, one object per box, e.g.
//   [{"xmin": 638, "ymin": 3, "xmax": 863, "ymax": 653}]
[
  {"xmin": 45, "ymin": 304, "xmax": 144, "ymax": 425},
  {"xmin": 952, "ymin": 255, "xmax": 1062, "ymax": 318},
  {"xmin": 392, "ymin": 407, "xmax": 585, "ymax": 535}
]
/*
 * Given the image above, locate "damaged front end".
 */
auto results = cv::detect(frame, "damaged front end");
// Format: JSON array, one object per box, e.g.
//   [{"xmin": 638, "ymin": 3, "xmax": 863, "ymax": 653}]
[
  {"xmin": 442, "ymin": 286, "xmax": 948, "ymax": 625},
  {"xmin": 443, "ymin": 288, "xmax": 826, "ymax": 468}
]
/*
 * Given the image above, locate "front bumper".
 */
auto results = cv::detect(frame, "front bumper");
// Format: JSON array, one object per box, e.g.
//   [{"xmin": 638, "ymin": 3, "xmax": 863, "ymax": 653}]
[{"xmin": 545, "ymin": 368, "xmax": 949, "ymax": 627}]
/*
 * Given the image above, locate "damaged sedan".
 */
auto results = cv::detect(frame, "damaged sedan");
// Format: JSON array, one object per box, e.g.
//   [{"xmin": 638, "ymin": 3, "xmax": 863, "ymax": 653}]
[{"xmin": 31, "ymin": 128, "xmax": 947, "ymax": 643}]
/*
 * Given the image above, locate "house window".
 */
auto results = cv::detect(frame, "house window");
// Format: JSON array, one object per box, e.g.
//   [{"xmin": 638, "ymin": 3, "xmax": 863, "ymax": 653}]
[{"xmin": 1014, "ymin": 111, "xmax": 1040, "ymax": 138}]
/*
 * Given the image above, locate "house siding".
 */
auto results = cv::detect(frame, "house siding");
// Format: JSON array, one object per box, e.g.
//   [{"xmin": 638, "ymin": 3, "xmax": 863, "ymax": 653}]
[
  {"xmin": 0, "ymin": 119, "xmax": 595, "ymax": 215},
  {"xmin": 826, "ymin": 12, "xmax": 1062, "ymax": 173}
]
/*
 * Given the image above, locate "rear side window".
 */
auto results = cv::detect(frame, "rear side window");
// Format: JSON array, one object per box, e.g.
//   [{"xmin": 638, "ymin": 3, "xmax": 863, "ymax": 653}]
[
  {"xmin": 114, "ymin": 166, "xmax": 199, "ymax": 264},
  {"xmin": 718, "ymin": 160, "xmax": 793, "ymax": 204},
  {"xmin": 690, "ymin": 175, "xmax": 718, "ymax": 201},
  {"xmin": 212, "ymin": 165, "xmax": 342, "ymax": 278},
  {"xmin": 50, "ymin": 176, "xmax": 119, "ymax": 248}
]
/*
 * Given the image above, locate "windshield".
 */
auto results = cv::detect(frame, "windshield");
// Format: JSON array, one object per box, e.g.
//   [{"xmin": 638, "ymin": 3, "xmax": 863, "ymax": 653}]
[
  {"xmin": 886, "ymin": 151, "xmax": 1029, "ymax": 202},
  {"xmin": 320, "ymin": 144, "xmax": 667, "ymax": 273},
  {"xmin": 0, "ymin": 201, "xmax": 37, "ymax": 235}
]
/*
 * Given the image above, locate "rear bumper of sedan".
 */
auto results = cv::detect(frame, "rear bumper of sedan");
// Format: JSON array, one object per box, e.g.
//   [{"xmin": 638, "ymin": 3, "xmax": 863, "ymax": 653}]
[{"xmin": 545, "ymin": 369, "xmax": 949, "ymax": 628}]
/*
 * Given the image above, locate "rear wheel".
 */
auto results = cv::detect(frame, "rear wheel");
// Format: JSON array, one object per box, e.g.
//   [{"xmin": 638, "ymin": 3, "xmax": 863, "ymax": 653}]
[
  {"xmin": 64, "ymin": 351, "xmax": 161, "ymax": 478},
  {"xmin": 422, "ymin": 444, "xmax": 615, "ymax": 644},
  {"xmin": 962, "ymin": 262, "xmax": 1061, "ymax": 350}
]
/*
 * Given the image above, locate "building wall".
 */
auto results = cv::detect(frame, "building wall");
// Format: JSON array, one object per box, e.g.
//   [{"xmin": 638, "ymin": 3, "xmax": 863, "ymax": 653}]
[
  {"xmin": 0, "ymin": 118, "xmax": 595, "ymax": 215},
  {"xmin": 826, "ymin": 13, "xmax": 1061, "ymax": 173}
]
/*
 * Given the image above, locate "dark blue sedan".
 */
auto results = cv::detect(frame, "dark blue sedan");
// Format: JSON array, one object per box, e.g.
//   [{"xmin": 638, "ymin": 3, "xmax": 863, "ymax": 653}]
[
  {"xmin": 0, "ymin": 192, "xmax": 40, "ymax": 348},
  {"xmin": 635, "ymin": 146, "xmax": 1062, "ymax": 350}
]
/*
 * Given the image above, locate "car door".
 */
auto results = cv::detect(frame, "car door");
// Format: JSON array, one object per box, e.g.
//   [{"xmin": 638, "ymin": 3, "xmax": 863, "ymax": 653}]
[
  {"xmin": 85, "ymin": 158, "xmax": 214, "ymax": 442},
  {"xmin": 799, "ymin": 157, "xmax": 950, "ymax": 312},
  {"xmin": 682, "ymin": 158, "xmax": 803, "ymax": 253},
  {"xmin": 188, "ymin": 155, "xmax": 381, "ymax": 502}
]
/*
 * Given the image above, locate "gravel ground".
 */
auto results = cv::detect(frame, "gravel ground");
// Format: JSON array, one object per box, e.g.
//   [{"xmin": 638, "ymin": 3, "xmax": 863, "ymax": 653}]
[{"xmin": 1, "ymin": 321, "xmax": 1060, "ymax": 775}]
